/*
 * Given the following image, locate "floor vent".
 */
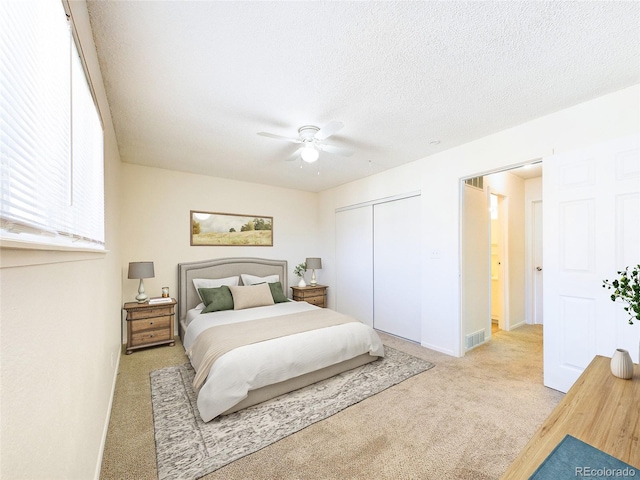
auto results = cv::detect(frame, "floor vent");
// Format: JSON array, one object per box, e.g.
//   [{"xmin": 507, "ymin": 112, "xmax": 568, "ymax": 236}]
[{"xmin": 465, "ymin": 329, "xmax": 486, "ymax": 350}]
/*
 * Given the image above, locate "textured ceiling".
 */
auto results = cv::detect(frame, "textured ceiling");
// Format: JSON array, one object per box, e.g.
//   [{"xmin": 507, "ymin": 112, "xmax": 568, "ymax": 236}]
[{"xmin": 87, "ymin": 1, "xmax": 639, "ymax": 192}]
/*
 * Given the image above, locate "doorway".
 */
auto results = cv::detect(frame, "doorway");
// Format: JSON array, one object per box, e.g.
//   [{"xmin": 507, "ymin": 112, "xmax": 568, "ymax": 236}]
[
  {"xmin": 460, "ymin": 161, "xmax": 543, "ymax": 354},
  {"xmin": 490, "ymin": 192, "xmax": 506, "ymax": 332}
]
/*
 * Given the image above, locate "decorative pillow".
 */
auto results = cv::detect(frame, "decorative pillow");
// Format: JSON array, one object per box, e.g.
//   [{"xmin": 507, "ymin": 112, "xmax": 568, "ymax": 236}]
[
  {"xmin": 193, "ymin": 276, "xmax": 239, "ymax": 302},
  {"xmin": 241, "ymin": 273, "xmax": 279, "ymax": 286},
  {"xmin": 199, "ymin": 286, "xmax": 234, "ymax": 313},
  {"xmin": 229, "ymin": 283, "xmax": 275, "ymax": 310},
  {"xmin": 268, "ymin": 281, "xmax": 288, "ymax": 303}
]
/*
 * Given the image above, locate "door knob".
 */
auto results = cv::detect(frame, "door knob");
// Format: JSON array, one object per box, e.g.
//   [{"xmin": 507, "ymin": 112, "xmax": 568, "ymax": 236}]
[{"xmin": 536, "ymin": 267, "xmax": 542, "ymax": 271}]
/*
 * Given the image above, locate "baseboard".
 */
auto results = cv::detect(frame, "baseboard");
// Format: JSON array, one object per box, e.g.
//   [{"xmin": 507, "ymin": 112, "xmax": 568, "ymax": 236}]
[
  {"xmin": 420, "ymin": 341, "xmax": 457, "ymax": 357},
  {"xmin": 510, "ymin": 320, "xmax": 527, "ymax": 330},
  {"xmin": 93, "ymin": 345, "xmax": 122, "ymax": 480}
]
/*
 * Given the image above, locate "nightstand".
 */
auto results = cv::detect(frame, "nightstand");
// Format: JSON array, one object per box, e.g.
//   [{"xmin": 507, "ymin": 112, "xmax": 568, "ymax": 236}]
[
  {"xmin": 123, "ymin": 299, "xmax": 176, "ymax": 354},
  {"xmin": 291, "ymin": 285, "xmax": 328, "ymax": 308}
]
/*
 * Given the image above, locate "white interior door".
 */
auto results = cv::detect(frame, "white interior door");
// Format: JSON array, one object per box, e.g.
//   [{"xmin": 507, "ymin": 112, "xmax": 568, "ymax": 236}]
[
  {"xmin": 373, "ymin": 195, "xmax": 421, "ymax": 342},
  {"xmin": 335, "ymin": 206, "xmax": 373, "ymax": 326},
  {"xmin": 533, "ymin": 200, "xmax": 543, "ymax": 325},
  {"xmin": 544, "ymin": 134, "xmax": 640, "ymax": 393}
]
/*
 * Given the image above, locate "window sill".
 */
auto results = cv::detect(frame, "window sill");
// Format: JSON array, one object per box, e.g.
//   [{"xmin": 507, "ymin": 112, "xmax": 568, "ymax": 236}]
[{"xmin": 0, "ymin": 240, "xmax": 109, "ymax": 269}]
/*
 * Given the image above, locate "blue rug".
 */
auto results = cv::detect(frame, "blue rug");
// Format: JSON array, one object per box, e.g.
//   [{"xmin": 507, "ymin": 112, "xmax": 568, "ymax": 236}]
[{"xmin": 530, "ymin": 435, "xmax": 638, "ymax": 479}]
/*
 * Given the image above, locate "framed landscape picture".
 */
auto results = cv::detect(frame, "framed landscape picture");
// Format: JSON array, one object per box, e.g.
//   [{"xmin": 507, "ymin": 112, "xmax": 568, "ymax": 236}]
[{"xmin": 190, "ymin": 210, "xmax": 273, "ymax": 246}]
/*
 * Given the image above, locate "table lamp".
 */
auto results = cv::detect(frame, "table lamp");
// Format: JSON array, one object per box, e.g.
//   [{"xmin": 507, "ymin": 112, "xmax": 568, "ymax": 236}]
[
  {"xmin": 305, "ymin": 257, "xmax": 322, "ymax": 286},
  {"xmin": 128, "ymin": 261, "xmax": 155, "ymax": 303}
]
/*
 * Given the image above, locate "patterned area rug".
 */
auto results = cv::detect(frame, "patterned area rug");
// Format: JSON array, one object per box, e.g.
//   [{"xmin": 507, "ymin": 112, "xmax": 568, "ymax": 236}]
[{"xmin": 150, "ymin": 346, "xmax": 434, "ymax": 480}]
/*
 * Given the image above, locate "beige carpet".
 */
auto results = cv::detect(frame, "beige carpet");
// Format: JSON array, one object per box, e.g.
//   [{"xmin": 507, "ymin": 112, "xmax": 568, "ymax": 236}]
[{"xmin": 100, "ymin": 325, "xmax": 563, "ymax": 479}]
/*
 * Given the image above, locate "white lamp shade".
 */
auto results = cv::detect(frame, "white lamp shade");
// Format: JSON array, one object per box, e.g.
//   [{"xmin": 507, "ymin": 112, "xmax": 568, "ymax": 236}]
[
  {"xmin": 128, "ymin": 261, "xmax": 155, "ymax": 279},
  {"xmin": 305, "ymin": 257, "xmax": 322, "ymax": 269}
]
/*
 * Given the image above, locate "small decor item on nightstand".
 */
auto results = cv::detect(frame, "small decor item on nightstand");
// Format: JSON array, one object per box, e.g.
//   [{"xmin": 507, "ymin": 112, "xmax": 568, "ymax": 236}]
[
  {"xmin": 305, "ymin": 257, "xmax": 322, "ymax": 286},
  {"xmin": 149, "ymin": 297, "xmax": 173, "ymax": 305},
  {"xmin": 162, "ymin": 287, "xmax": 169, "ymax": 298},
  {"xmin": 294, "ymin": 262, "xmax": 307, "ymax": 288},
  {"xmin": 128, "ymin": 261, "xmax": 155, "ymax": 303},
  {"xmin": 610, "ymin": 349, "xmax": 633, "ymax": 379}
]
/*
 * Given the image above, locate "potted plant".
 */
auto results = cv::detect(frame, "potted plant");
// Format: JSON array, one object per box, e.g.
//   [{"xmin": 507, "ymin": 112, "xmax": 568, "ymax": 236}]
[
  {"xmin": 603, "ymin": 265, "xmax": 640, "ymax": 376},
  {"xmin": 294, "ymin": 262, "xmax": 307, "ymax": 287},
  {"xmin": 602, "ymin": 265, "xmax": 640, "ymax": 325}
]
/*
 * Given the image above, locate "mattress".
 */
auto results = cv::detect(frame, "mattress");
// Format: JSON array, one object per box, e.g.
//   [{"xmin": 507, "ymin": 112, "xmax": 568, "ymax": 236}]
[{"xmin": 183, "ymin": 301, "xmax": 384, "ymax": 421}]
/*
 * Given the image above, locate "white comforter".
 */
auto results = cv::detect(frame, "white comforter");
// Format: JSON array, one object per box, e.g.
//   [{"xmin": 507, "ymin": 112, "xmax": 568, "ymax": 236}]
[{"xmin": 183, "ymin": 301, "xmax": 385, "ymax": 422}]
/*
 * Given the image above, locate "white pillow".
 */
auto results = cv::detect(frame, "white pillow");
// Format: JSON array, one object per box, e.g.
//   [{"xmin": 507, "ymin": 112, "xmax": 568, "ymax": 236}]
[
  {"xmin": 241, "ymin": 273, "xmax": 279, "ymax": 286},
  {"xmin": 193, "ymin": 276, "xmax": 239, "ymax": 301},
  {"xmin": 229, "ymin": 284, "xmax": 275, "ymax": 310}
]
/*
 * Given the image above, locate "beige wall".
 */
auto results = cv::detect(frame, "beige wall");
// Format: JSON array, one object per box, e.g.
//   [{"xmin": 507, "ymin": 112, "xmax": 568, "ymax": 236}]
[
  {"xmin": 0, "ymin": 2, "xmax": 123, "ymax": 479},
  {"xmin": 319, "ymin": 84, "xmax": 640, "ymax": 357},
  {"xmin": 119, "ymin": 164, "xmax": 320, "ymax": 336}
]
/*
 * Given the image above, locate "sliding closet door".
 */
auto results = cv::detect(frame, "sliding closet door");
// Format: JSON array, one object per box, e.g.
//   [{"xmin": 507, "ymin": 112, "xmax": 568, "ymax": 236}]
[
  {"xmin": 335, "ymin": 206, "xmax": 373, "ymax": 326},
  {"xmin": 373, "ymin": 196, "xmax": 422, "ymax": 342}
]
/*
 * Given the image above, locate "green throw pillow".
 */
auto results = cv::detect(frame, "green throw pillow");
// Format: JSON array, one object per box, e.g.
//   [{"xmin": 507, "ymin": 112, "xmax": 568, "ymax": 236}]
[
  {"xmin": 268, "ymin": 281, "xmax": 288, "ymax": 303},
  {"xmin": 269, "ymin": 282, "xmax": 289, "ymax": 303},
  {"xmin": 199, "ymin": 285, "xmax": 234, "ymax": 313}
]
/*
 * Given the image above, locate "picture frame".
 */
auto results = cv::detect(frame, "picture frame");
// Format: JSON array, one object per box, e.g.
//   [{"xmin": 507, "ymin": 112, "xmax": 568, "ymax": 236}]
[{"xmin": 190, "ymin": 210, "xmax": 273, "ymax": 246}]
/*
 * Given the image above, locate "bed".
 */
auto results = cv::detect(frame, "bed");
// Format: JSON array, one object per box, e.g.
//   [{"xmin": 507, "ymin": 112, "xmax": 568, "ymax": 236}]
[{"xmin": 177, "ymin": 257, "xmax": 384, "ymax": 422}]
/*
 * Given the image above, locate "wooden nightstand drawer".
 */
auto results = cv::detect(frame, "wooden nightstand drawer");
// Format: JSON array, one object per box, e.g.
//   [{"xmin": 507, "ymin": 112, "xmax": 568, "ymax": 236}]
[
  {"xmin": 130, "ymin": 315, "xmax": 171, "ymax": 333},
  {"xmin": 305, "ymin": 295, "xmax": 325, "ymax": 307},
  {"xmin": 127, "ymin": 306, "xmax": 173, "ymax": 320},
  {"xmin": 131, "ymin": 328, "xmax": 172, "ymax": 345}
]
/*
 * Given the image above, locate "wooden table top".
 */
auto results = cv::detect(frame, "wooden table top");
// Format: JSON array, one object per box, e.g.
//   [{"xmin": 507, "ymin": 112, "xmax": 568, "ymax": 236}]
[{"xmin": 502, "ymin": 355, "xmax": 640, "ymax": 478}]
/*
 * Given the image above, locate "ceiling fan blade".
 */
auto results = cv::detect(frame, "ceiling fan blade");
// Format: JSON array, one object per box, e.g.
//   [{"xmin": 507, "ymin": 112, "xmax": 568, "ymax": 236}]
[
  {"xmin": 321, "ymin": 144, "xmax": 354, "ymax": 157},
  {"xmin": 285, "ymin": 148, "xmax": 302, "ymax": 161},
  {"xmin": 257, "ymin": 132, "xmax": 301, "ymax": 144},
  {"xmin": 315, "ymin": 121, "xmax": 344, "ymax": 140}
]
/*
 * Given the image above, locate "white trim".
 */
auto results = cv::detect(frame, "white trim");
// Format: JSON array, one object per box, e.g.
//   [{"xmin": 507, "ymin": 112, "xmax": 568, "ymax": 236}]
[
  {"xmin": 0, "ymin": 238, "xmax": 106, "ymax": 253},
  {"xmin": 421, "ymin": 342, "xmax": 456, "ymax": 357},
  {"xmin": 93, "ymin": 348, "xmax": 121, "ymax": 480},
  {"xmin": 335, "ymin": 190, "xmax": 421, "ymax": 212},
  {"xmin": 460, "ymin": 159, "xmax": 543, "ymax": 182}
]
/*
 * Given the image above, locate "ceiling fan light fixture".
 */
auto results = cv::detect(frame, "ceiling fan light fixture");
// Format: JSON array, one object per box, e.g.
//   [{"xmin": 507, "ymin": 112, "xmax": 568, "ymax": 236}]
[{"xmin": 301, "ymin": 144, "xmax": 319, "ymax": 163}]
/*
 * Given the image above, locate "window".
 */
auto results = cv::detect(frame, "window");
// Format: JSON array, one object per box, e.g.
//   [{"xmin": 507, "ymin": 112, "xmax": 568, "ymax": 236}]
[{"xmin": 0, "ymin": 0, "xmax": 104, "ymax": 250}]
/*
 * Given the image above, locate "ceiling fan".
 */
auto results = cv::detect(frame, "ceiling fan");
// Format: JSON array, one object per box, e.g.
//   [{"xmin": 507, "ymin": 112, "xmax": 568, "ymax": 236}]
[{"xmin": 258, "ymin": 121, "xmax": 354, "ymax": 163}]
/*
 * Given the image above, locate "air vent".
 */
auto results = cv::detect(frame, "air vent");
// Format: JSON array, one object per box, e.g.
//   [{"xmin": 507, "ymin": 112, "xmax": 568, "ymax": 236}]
[
  {"xmin": 465, "ymin": 329, "xmax": 486, "ymax": 350},
  {"xmin": 465, "ymin": 176, "xmax": 484, "ymax": 190}
]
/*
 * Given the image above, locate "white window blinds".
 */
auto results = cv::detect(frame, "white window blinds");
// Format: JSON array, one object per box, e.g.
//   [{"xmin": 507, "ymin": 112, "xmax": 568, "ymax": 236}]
[{"xmin": 0, "ymin": 0, "xmax": 104, "ymax": 250}]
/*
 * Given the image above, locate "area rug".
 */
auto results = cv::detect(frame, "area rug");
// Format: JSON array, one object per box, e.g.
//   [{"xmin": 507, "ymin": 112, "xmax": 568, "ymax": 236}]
[
  {"xmin": 150, "ymin": 345, "xmax": 434, "ymax": 480},
  {"xmin": 530, "ymin": 434, "xmax": 638, "ymax": 479}
]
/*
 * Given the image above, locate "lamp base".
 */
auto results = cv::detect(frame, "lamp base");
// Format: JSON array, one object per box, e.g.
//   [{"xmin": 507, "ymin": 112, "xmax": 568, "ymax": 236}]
[
  {"xmin": 136, "ymin": 279, "xmax": 148, "ymax": 303},
  {"xmin": 310, "ymin": 269, "xmax": 317, "ymax": 286}
]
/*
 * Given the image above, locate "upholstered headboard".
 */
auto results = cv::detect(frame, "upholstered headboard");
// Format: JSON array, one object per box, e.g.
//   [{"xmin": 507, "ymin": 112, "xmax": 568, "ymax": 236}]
[{"xmin": 177, "ymin": 257, "xmax": 288, "ymax": 339}]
